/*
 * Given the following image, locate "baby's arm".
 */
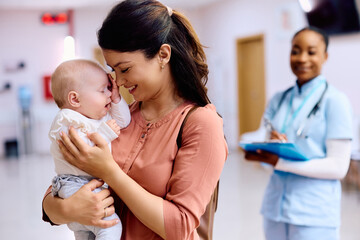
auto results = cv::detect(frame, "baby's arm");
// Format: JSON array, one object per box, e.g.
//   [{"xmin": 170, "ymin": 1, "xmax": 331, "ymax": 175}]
[
  {"xmin": 97, "ymin": 120, "xmax": 119, "ymax": 144},
  {"xmin": 110, "ymin": 98, "xmax": 131, "ymax": 129},
  {"xmin": 106, "ymin": 119, "xmax": 120, "ymax": 136}
]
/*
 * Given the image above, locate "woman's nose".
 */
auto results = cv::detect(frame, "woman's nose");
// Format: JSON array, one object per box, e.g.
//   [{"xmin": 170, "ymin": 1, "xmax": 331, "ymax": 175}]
[
  {"xmin": 116, "ymin": 77, "xmax": 125, "ymax": 87},
  {"xmin": 298, "ymin": 52, "xmax": 308, "ymax": 62}
]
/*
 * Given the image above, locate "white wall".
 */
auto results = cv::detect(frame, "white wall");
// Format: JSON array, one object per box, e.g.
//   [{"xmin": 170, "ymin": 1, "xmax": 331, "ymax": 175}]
[
  {"xmin": 0, "ymin": 7, "xmax": 109, "ymax": 156},
  {"xmin": 1, "ymin": 0, "xmax": 360, "ymax": 156}
]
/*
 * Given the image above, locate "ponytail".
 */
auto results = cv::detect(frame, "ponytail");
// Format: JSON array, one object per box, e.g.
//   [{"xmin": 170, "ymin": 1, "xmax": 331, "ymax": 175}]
[{"xmin": 97, "ymin": 0, "xmax": 210, "ymax": 106}]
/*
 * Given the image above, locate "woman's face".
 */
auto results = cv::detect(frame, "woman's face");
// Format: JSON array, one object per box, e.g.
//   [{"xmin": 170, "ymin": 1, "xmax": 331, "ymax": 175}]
[
  {"xmin": 103, "ymin": 50, "xmax": 168, "ymax": 102},
  {"xmin": 290, "ymin": 30, "xmax": 328, "ymax": 84}
]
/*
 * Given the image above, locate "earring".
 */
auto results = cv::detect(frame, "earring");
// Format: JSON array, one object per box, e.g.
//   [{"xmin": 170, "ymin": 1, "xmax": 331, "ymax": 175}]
[{"xmin": 160, "ymin": 57, "xmax": 165, "ymax": 70}]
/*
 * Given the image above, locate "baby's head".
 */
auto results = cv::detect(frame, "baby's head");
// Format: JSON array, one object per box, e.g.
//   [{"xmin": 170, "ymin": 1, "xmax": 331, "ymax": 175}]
[{"xmin": 51, "ymin": 59, "xmax": 112, "ymax": 120}]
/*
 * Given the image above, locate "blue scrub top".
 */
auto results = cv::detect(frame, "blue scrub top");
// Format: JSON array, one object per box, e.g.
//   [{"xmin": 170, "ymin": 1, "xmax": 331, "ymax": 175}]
[{"xmin": 261, "ymin": 75, "xmax": 353, "ymax": 227}]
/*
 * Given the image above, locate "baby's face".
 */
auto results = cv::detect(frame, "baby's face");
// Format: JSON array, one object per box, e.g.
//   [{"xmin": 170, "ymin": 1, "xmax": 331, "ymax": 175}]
[{"xmin": 76, "ymin": 70, "xmax": 112, "ymax": 120}]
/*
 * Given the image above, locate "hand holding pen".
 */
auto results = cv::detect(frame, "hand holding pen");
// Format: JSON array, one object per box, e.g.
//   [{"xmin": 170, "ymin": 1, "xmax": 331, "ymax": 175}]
[
  {"xmin": 264, "ymin": 118, "xmax": 287, "ymax": 143},
  {"xmin": 270, "ymin": 131, "xmax": 287, "ymax": 143}
]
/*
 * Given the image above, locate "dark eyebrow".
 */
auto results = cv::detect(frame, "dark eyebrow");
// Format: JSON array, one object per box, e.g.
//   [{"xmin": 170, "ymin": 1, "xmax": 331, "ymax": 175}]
[{"xmin": 291, "ymin": 45, "xmax": 317, "ymax": 50}]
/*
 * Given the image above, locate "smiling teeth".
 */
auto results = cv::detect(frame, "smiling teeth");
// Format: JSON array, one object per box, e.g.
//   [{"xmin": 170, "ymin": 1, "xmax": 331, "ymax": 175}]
[
  {"xmin": 297, "ymin": 67, "xmax": 310, "ymax": 71},
  {"xmin": 128, "ymin": 86, "xmax": 136, "ymax": 91}
]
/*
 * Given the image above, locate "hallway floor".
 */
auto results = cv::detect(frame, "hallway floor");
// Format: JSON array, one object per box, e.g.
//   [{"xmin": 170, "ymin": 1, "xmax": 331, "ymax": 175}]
[{"xmin": 1, "ymin": 150, "xmax": 359, "ymax": 239}]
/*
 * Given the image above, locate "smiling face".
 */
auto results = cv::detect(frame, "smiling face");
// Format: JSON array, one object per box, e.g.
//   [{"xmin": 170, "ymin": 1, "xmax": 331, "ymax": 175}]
[
  {"xmin": 103, "ymin": 49, "xmax": 171, "ymax": 103},
  {"xmin": 74, "ymin": 66, "xmax": 112, "ymax": 120},
  {"xmin": 290, "ymin": 29, "xmax": 328, "ymax": 85}
]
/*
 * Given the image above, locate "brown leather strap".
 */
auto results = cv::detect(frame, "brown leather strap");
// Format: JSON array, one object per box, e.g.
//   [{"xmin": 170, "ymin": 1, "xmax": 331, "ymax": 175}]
[{"xmin": 177, "ymin": 106, "xmax": 199, "ymax": 148}]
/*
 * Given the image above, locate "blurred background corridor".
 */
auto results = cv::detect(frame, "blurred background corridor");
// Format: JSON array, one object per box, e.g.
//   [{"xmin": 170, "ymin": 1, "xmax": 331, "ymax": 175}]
[{"xmin": 1, "ymin": 0, "xmax": 360, "ymax": 239}]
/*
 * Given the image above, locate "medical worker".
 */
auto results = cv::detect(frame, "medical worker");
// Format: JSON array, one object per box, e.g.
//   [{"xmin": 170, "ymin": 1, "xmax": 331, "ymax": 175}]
[{"xmin": 244, "ymin": 26, "xmax": 353, "ymax": 240}]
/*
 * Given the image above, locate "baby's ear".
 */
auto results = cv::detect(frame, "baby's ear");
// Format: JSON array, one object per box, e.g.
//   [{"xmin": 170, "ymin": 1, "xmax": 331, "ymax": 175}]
[{"xmin": 68, "ymin": 91, "xmax": 80, "ymax": 107}]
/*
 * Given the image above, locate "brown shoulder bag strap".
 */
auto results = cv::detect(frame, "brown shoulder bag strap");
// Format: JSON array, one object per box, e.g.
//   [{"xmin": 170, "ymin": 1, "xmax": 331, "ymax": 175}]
[
  {"xmin": 176, "ymin": 105, "xmax": 219, "ymax": 240},
  {"xmin": 177, "ymin": 106, "xmax": 199, "ymax": 148}
]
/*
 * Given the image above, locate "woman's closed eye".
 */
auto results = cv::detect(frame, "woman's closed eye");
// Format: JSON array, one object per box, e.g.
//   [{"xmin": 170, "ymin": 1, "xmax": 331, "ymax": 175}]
[{"xmin": 121, "ymin": 67, "xmax": 130, "ymax": 73}]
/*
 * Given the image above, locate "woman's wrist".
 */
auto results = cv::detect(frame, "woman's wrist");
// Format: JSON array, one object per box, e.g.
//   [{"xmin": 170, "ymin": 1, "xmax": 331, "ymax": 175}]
[
  {"xmin": 268, "ymin": 155, "xmax": 279, "ymax": 166},
  {"xmin": 102, "ymin": 161, "xmax": 123, "ymax": 185}
]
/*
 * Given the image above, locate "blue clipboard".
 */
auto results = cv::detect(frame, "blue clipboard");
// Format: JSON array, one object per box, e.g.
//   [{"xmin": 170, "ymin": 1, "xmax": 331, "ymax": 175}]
[{"xmin": 239, "ymin": 142, "xmax": 309, "ymax": 161}]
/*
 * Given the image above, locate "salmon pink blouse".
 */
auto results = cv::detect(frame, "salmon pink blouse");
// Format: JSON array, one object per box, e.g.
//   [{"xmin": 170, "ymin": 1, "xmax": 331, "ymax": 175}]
[{"xmin": 113, "ymin": 101, "xmax": 227, "ymax": 239}]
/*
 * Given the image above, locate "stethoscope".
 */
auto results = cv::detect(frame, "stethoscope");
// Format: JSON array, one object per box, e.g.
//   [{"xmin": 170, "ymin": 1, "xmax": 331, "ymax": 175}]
[{"xmin": 267, "ymin": 80, "xmax": 328, "ymax": 139}]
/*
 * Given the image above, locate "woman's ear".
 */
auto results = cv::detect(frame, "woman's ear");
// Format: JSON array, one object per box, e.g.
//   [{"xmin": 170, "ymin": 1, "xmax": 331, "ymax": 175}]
[
  {"xmin": 158, "ymin": 44, "xmax": 171, "ymax": 67},
  {"xmin": 68, "ymin": 91, "xmax": 81, "ymax": 108}
]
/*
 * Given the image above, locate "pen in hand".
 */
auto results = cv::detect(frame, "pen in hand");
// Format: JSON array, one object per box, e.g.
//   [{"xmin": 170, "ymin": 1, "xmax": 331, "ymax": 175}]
[
  {"xmin": 264, "ymin": 118, "xmax": 287, "ymax": 143},
  {"xmin": 270, "ymin": 131, "xmax": 287, "ymax": 143}
]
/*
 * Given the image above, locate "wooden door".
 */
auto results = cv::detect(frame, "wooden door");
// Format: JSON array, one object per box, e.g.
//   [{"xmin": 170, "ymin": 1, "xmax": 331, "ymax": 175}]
[{"xmin": 237, "ymin": 35, "xmax": 266, "ymax": 136}]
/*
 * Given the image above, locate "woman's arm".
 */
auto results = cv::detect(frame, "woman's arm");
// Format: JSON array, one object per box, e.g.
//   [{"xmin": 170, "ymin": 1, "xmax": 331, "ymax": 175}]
[
  {"xmin": 275, "ymin": 139, "xmax": 351, "ymax": 179},
  {"xmin": 43, "ymin": 178, "xmax": 118, "ymax": 228},
  {"xmin": 58, "ymin": 128, "xmax": 166, "ymax": 238},
  {"xmin": 104, "ymin": 164, "xmax": 166, "ymax": 238}
]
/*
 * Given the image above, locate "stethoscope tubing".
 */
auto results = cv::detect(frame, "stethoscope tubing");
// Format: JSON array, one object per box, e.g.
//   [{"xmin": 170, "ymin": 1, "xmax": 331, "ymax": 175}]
[{"xmin": 274, "ymin": 81, "xmax": 328, "ymax": 138}]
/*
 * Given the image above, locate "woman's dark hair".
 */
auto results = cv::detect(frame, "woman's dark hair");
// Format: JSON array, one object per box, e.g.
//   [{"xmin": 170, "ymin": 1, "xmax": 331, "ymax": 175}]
[
  {"xmin": 97, "ymin": 0, "xmax": 210, "ymax": 106},
  {"xmin": 293, "ymin": 26, "xmax": 329, "ymax": 52}
]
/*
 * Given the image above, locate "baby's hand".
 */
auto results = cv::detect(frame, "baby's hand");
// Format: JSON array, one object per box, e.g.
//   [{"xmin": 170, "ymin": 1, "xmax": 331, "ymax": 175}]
[
  {"xmin": 108, "ymin": 74, "xmax": 121, "ymax": 104},
  {"xmin": 106, "ymin": 119, "xmax": 120, "ymax": 136}
]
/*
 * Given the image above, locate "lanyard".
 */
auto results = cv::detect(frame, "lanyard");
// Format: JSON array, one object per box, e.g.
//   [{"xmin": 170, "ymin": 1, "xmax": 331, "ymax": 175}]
[{"xmin": 281, "ymin": 79, "xmax": 326, "ymax": 133}]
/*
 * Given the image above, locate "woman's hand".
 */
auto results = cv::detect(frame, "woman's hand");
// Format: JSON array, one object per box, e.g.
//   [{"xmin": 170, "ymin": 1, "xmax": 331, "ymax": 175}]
[
  {"xmin": 58, "ymin": 126, "xmax": 118, "ymax": 179},
  {"xmin": 243, "ymin": 149, "xmax": 279, "ymax": 167},
  {"xmin": 65, "ymin": 179, "xmax": 117, "ymax": 226},
  {"xmin": 242, "ymin": 130, "xmax": 286, "ymax": 166},
  {"xmin": 270, "ymin": 130, "xmax": 288, "ymax": 142},
  {"xmin": 43, "ymin": 179, "xmax": 118, "ymax": 228}
]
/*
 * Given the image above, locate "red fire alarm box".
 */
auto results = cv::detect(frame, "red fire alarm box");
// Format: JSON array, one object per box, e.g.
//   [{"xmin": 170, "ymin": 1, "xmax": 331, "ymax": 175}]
[{"xmin": 43, "ymin": 75, "xmax": 53, "ymax": 101}]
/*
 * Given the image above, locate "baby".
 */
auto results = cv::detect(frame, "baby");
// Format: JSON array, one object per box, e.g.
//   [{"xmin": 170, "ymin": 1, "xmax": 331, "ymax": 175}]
[{"xmin": 48, "ymin": 59, "xmax": 130, "ymax": 240}]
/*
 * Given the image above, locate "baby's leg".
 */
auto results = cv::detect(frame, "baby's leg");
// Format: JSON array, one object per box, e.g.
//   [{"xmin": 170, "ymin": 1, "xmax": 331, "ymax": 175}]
[
  {"xmin": 52, "ymin": 175, "xmax": 90, "ymax": 198},
  {"xmin": 53, "ymin": 176, "xmax": 98, "ymax": 239},
  {"xmin": 73, "ymin": 230, "xmax": 95, "ymax": 240}
]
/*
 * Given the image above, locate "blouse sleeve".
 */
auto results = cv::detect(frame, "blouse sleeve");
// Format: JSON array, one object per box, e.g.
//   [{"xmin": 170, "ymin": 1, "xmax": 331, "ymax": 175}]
[{"xmin": 163, "ymin": 105, "xmax": 228, "ymax": 239}]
